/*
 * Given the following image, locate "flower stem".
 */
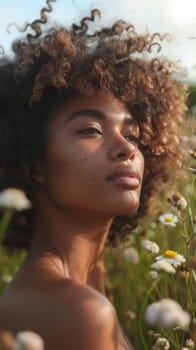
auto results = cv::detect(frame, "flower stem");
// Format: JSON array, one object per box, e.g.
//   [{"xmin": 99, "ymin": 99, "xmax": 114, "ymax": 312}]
[
  {"xmin": 187, "ymin": 202, "xmax": 195, "ymax": 237},
  {"xmin": 0, "ymin": 208, "xmax": 14, "ymax": 244},
  {"xmin": 138, "ymin": 276, "xmax": 161, "ymax": 350}
]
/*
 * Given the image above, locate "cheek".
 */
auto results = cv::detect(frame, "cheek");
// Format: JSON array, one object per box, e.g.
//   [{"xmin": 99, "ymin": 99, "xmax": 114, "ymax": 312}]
[
  {"xmin": 64, "ymin": 150, "xmax": 100, "ymax": 183},
  {"xmin": 43, "ymin": 146, "xmax": 100, "ymax": 202}
]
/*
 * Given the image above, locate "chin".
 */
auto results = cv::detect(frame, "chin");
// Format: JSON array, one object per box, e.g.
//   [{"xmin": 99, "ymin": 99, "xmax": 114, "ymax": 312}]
[
  {"xmin": 116, "ymin": 204, "xmax": 139, "ymax": 216},
  {"xmin": 109, "ymin": 196, "xmax": 140, "ymax": 216}
]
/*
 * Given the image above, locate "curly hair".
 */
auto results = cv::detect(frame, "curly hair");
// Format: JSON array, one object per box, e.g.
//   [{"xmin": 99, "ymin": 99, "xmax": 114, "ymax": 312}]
[{"xmin": 0, "ymin": 2, "xmax": 187, "ymax": 248}]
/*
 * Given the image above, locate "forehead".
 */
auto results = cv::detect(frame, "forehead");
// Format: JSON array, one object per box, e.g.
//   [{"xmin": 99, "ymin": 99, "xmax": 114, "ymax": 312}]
[{"xmin": 56, "ymin": 92, "xmax": 133, "ymax": 120}]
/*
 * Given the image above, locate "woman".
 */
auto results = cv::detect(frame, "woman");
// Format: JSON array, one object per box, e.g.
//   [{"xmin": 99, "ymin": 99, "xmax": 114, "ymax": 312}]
[{"xmin": 0, "ymin": 3, "xmax": 186, "ymax": 350}]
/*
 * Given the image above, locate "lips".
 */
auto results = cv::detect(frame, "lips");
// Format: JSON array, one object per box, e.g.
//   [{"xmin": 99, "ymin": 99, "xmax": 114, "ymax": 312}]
[{"xmin": 106, "ymin": 168, "xmax": 141, "ymax": 189}]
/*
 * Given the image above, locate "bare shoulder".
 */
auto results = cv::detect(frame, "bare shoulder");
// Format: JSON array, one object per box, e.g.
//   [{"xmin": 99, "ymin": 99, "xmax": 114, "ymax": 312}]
[
  {"xmin": 0, "ymin": 278, "xmax": 118, "ymax": 350},
  {"xmin": 49, "ymin": 279, "xmax": 119, "ymax": 350},
  {"xmin": 56, "ymin": 281, "xmax": 119, "ymax": 350}
]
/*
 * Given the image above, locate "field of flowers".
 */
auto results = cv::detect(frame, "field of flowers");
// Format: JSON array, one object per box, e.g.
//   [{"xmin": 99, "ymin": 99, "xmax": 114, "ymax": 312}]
[
  {"xmin": 104, "ymin": 108, "xmax": 196, "ymax": 349},
  {"xmin": 0, "ymin": 87, "xmax": 196, "ymax": 350}
]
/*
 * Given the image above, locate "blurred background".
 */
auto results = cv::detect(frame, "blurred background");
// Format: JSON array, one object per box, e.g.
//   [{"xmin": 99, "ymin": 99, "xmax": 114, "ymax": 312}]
[{"xmin": 0, "ymin": 0, "xmax": 196, "ymax": 83}]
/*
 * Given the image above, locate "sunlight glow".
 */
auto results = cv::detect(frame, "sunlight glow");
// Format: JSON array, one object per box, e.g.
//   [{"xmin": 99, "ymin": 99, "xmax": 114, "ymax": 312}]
[{"xmin": 168, "ymin": 0, "xmax": 196, "ymax": 23}]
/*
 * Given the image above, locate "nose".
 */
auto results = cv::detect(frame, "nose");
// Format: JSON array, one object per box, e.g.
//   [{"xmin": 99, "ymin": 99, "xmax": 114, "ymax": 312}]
[{"xmin": 108, "ymin": 135, "xmax": 136, "ymax": 161}]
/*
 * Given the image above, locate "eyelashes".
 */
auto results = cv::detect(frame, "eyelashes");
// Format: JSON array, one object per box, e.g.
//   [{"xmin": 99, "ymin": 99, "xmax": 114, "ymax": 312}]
[
  {"xmin": 78, "ymin": 127, "xmax": 102, "ymax": 135},
  {"xmin": 78, "ymin": 127, "xmax": 140, "ymax": 144},
  {"xmin": 124, "ymin": 135, "xmax": 140, "ymax": 144}
]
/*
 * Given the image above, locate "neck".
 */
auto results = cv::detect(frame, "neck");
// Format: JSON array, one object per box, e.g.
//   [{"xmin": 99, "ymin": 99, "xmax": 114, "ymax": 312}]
[{"xmin": 29, "ymin": 202, "xmax": 113, "ymax": 294}]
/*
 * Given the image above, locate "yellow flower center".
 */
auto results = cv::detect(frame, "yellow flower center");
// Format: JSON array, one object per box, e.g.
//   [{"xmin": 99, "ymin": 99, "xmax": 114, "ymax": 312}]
[
  {"xmin": 165, "ymin": 216, "xmax": 173, "ymax": 223},
  {"xmin": 164, "ymin": 250, "xmax": 177, "ymax": 259},
  {"xmin": 194, "ymin": 151, "xmax": 196, "ymax": 157}
]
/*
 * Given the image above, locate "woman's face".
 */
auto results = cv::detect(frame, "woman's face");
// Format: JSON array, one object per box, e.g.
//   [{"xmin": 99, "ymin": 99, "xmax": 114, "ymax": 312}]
[{"xmin": 36, "ymin": 92, "xmax": 144, "ymax": 217}]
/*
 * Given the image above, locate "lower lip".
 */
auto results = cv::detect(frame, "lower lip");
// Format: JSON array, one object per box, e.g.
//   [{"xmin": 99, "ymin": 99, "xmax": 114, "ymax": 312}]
[{"xmin": 109, "ymin": 176, "xmax": 140, "ymax": 189}]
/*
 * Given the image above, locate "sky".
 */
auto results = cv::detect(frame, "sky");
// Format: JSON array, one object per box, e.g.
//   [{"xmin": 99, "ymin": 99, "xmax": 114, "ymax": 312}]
[{"xmin": 0, "ymin": 0, "xmax": 196, "ymax": 83}]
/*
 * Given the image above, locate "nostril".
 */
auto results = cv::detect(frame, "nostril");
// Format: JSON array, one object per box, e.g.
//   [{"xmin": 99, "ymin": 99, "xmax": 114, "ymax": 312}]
[
  {"xmin": 109, "ymin": 137, "xmax": 137, "ymax": 160},
  {"xmin": 117, "ymin": 150, "xmax": 135, "ymax": 159},
  {"xmin": 117, "ymin": 152, "xmax": 127, "ymax": 158}
]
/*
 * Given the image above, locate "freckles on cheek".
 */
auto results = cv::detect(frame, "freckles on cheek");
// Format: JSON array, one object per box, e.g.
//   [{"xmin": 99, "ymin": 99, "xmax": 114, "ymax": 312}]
[{"xmin": 69, "ymin": 153, "xmax": 99, "ymax": 184}]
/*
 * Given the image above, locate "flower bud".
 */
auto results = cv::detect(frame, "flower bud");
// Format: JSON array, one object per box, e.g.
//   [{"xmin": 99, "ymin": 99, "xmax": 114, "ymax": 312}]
[
  {"xmin": 167, "ymin": 193, "xmax": 187, "ymax": 210},
  {"xmin": 189, "ymin": 149, "xmax": 196, "ymax": 159}
]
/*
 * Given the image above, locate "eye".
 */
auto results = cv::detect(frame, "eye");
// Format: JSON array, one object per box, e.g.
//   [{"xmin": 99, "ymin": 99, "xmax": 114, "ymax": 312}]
[
  {"xmin": 124, "ymin": 134, "xmax": 140, "ymax": 144},
  {"xmin": 78, "ymin": 127, "xmax": 102, "ymax": 135}
]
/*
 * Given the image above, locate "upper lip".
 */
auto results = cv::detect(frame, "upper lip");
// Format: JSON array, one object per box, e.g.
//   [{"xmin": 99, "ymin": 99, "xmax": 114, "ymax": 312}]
[{"xmin": 106, "ymin": 167, "xmax": 141, "ymax": 182}]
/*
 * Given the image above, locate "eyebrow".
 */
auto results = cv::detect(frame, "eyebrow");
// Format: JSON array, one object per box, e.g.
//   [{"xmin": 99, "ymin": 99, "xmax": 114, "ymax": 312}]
[{"xmin": 65, "ymin": 108, "xmax": 138, "ymax": 126}]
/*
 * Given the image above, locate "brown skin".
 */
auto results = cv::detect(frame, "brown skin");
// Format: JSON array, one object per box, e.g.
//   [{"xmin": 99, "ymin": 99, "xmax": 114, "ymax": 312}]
[{"xmin": 0, "ymin": 93, "xmax": 144, "ymax": 349}]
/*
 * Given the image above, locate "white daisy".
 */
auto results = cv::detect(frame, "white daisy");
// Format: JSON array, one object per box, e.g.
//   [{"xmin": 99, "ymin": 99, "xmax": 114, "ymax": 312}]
[
  {"xmin": 145, "ymin": 298, "xmax": 191, "ymax": 329},
  {"xmin": 142, "ymin": 239, "xmax": 160, "ymax": 254},
  {"xmin": 151, "ymin": 260, "xmax": 176, "ymax": 274},
  {"xmin": 155, "ymin": 250, "xmax": 186, "ymax": 268},
  {"xmin": 185, "ymin": 338, "xmax": 194, "ymax": 349},
  {"xmin": 149, "ymin": 270, "xmax": 158, "ymax": 279},
  {"xmin": 13, "ymin": 331, "xmax": 44, "ymax": 350},
  {"xmin": 154, "ymin": 337, "xmax": 170, "ymax": 350},
  {"xmin": 0, "ymin": 188, "xmax": 31, "ymax": 211},
  {"xmin": 159, "ymin": 213, "xmax": 178, "ymax": 226},
  {"xmin": 123, "ymin": 247, "xmax": 139, "ymax": 264},
  {"xmin": 1, "ymin": 274, "xmax": 13, "ymax": 284}
]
